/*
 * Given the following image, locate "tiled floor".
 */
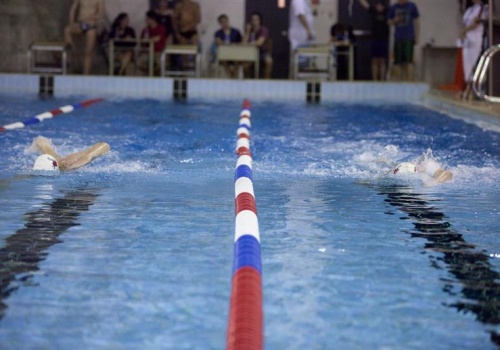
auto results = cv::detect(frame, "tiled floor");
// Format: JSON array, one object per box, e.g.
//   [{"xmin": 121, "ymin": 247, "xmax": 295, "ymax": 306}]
[{"xmin": 428, "ymin": 88, "xmax": 500, "ymax": 118}]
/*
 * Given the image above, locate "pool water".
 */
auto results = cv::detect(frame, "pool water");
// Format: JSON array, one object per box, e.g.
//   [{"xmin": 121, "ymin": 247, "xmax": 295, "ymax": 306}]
[{"xmin": 0, "ymin": 95, "xmax": 499, "ymax": 349}]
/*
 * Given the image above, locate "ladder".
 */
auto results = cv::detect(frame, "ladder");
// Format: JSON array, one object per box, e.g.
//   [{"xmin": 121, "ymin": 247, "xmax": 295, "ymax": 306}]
[{"xmin": 471, "ymin": 44, "xmax": 500, "ymax": 103}]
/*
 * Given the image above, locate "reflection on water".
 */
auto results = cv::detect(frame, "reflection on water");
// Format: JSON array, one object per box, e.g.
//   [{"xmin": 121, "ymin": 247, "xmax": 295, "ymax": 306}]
[
  {"xmin": 379, "ymin": 185, "xmax": 500, "ymax": 347},
  {"xmin": 0, "ymin": 189, "xmax": 98, "ymax": 318}
]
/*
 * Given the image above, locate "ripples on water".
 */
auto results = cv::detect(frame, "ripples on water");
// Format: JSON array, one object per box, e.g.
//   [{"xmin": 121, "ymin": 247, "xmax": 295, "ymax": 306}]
[{"xmin": 0, "ymin": 96, "xmax": 499, "ymax": 348}]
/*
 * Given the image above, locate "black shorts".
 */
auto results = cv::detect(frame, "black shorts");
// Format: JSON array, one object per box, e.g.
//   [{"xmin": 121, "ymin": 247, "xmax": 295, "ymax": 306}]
[{"xmin": 394, "ymin": 40, "xmax": 414, "ymax": 64}]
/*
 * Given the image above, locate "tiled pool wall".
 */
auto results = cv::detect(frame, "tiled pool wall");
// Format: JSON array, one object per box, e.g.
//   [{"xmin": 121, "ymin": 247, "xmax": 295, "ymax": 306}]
[
  {"xmin": 0, "ymin": 73, "xmax": 428, "ymax": 102},
  {"xmin": 1, "ymin": 73, "xmax": 498, "ymax": 130}
]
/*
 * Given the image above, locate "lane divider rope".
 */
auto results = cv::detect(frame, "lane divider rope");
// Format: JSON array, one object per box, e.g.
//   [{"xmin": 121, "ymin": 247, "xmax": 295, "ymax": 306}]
[
  {"xmin": 0, "ymin": 98, "xmax": 104, "ymax": 133},
  {"xmin": 226, "ymin": 99, "xmax": 263, "ymax": 350}
]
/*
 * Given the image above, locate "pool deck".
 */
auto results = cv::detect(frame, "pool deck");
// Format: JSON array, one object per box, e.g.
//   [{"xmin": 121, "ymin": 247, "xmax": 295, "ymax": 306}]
[{"xmin": 428, "ymin": 88, "xmax": 500, "ymax": 118}]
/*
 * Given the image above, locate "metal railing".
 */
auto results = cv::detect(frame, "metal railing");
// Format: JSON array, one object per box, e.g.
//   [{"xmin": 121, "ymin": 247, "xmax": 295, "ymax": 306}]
[{"xmin": 471, "ymin": 44, "xmax": 500, "ymax": 103}]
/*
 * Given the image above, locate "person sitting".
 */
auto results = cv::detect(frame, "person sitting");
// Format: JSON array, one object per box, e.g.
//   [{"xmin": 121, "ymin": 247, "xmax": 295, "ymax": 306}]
[
  {"xmin": 213, "ymin": 14, "xmax": 243, "ymax": 78},
  {"xmin": 31, "ymin": 136, "xmax": 110, "ymax": 172},
  {"xmin": 137, "ymin": 11, "xmax": 167, "ymax": 76},
  {"xmin": 64, "ymin": 0, "xmax": 105, "ymax": 75},
  {"xmin": 109, "ymin": 13, "xmax": 136, "ymax": 76},
  {"xmin": 243, "ymin": 12, "xmax": 273, "ymax": 79}
]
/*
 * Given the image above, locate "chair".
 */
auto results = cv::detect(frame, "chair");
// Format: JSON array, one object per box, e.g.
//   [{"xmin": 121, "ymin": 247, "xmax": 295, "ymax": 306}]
[
  {"xmin": 27, "ymin": 42, "xmax": 68, "ymax": 74},
  {"xmin": 215, "ymin": 45, "xmax": 260, "ymax": 78},
  {"xmin": 160, "ymin": 45, "xmax": 201, "ymax": 78},
  {"xmin": 292, "ymin": 44, "xmax": 334, "ymax": 80}
]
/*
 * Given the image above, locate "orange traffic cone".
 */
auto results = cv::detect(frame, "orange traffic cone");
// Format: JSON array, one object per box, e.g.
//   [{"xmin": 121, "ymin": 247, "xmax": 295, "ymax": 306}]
[{"xmin": 439, "ymin": 48, "xmax": 466, "ymax": 91}]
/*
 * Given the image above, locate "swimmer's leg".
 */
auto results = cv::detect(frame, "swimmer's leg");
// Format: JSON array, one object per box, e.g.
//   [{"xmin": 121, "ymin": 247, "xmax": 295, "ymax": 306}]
[
  {"xmin": 433, "ymin": 169, "xmax": 453, "ymax": 183},
  {"xmin": 60, "ymin": 142, "xmax": 110, "ymax": 171},
  {"xmin": 30, "ymin": 136, "xmax": 63, "ymax": 163}
]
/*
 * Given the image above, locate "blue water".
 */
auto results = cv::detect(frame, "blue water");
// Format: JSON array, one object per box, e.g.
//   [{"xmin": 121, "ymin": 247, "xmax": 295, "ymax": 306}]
[{"xmin": 0, "ymin": 94, "xmax": 499, "ymax": 349}]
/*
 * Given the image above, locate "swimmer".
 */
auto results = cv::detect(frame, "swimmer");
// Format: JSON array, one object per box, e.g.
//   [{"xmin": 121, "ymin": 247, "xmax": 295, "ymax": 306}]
[
  {"xmin": 31, "ymin": 136, "xmax": 110, "ymax": 172},
  {"xmin": 391, "ymin": 161, "xmax": 453, "ymax": 183}
]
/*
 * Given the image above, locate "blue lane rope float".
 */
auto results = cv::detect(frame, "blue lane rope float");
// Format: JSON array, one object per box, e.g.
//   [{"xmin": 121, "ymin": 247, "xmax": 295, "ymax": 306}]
[
  {"xmin": 0, "ymin": 98, "xmax": 104, "ymax": 133},
  {"xmin": 227, "ymin": 99, "xmax": 263, "ymax": 350}
]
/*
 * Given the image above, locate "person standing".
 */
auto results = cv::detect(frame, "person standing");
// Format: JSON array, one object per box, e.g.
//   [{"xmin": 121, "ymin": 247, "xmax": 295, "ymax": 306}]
[
  {"xmin": 387, "ymin": 0, "xmax": 419, "ymax": 81},
  {"xmin": 172, "ymin": 0, "xmax": 201, "ymax": 69},
  {"xmin": 359, "ymin": 0, "xmax": 389, "ymax": 80},
  {"xmin": 289, "ymin": 0, "xmax": 317, "ymax": 77},
  {"xmin": 155, "ymin": 0, "xmax": 175, "ymax": 45},
  {"xmin": 288, "ymin": 0, "xmax": 316, "ymax": 53},
  {"xmin": 64, "ymin": 0, "xmax": 105, "ymax": 75},
  {"xmin": 460, "ymin": 0, "xmax": 488, "ymax": 99}
]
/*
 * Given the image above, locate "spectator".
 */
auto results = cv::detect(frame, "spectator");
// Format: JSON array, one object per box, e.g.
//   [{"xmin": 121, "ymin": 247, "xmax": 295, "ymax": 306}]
[
  {"xmin": 214, "ymin": 14, "xmax": 243, "ymax": 78},
  {"xmin": 64, "ymin": 0, "xmax": 105, "ymax": 75},
  {"xmin": 173, "ymin": 0, "xmax": 201, "ymax": 68},
  {"xmin": 109, "ymin": 13, "xmax": 136, "ymax": 76},
  {"xmin": 289, "ymin": 0, "xmax": 317, "ymax": 75},
  {"xmin": 387, "ymin": 0, "xmax": 420, "ymax": 81},
  {"xmin": 243, "ymin": 12, "xmax": 273, "ymax": 79},
  {"xmin": 155, "ymin": 0, "xmax": 175, "ymax": 45},
  {"xmin": 330, "ymin": 22, "xmax": 355, "ymax": 80},
  {"xmin": 137, "ymin": 11, "xmax": 166, "ymax": 76},
  {"xmin": 460, "ymin": 0, "xmax": 488, "ymax": 100},
  {"xmin": 359, "ymin": 0, "xmax": 390, "ymax": 80},
  {"xmin": 288, "ymin": 0, "xmax": 316, "ymax": 52}
]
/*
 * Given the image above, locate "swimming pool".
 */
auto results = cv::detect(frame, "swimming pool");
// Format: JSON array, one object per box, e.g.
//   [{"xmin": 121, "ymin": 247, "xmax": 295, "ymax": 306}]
[{"xmin": 0, "ymin": 93, "xmax": 499, "ymax": 349}]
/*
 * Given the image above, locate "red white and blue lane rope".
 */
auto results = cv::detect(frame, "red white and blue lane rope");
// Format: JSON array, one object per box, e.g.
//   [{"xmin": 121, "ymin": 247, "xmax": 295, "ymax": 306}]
[
  {"xmin": 227, "ymin": 99, "xmax": 263, "ymax": 350},
  {"xmin": 0, "ymin": 98, "xmax": 104, "ymax": 133}
]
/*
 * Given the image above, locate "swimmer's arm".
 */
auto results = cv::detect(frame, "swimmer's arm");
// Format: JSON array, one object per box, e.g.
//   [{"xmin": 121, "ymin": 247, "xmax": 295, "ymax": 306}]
[
  {"xmin": 358, "ymin": 0, "xmax": 370, "ymax": 10},
  {"xmin": 69, "ymin": 0, "xmax": 79, "ymax": 24},
  {"xmin": 32, "ymin": 136, "xmax": 63, "ymax": 164},
  {"xmin": 60, "ymin": 142, "xmax": 110, "ymax": 171}
]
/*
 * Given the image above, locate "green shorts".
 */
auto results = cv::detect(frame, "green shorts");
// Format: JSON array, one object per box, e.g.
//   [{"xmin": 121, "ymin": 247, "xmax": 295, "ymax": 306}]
[{"xmin": 394, "ymin": 40, "xmax": 414, "ymax": 64}]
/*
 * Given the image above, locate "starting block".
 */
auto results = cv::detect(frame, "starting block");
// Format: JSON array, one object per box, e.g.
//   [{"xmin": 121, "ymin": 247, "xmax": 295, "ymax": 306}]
[{"xmin": 27, "ymin": 42, "xmax": 68, "ymax": 74}]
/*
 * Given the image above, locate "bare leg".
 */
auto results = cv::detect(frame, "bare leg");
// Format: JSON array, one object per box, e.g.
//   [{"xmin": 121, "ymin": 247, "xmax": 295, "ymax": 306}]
[
  {"xmin": 391, "ymin": 64, "xmax": 401, "ymax": 81},
  {"xmin": 60, "ymin": 142, "xmax": 110, "ymax": 171},
  {"xmin": 263, "ymin": 56, "xmax": 273, "ymax": 79},
  {"xmin": 406, "ymin": 63, "xmax": 415, "ymax": 81},
  {"xmin": 118, "ymin": 51, "xmax": 134, "ymax": 75},
  {"xmin": 378, "ymin": 58, "xmax": 387, "ymax": 81},
  {"xmin": 371, "ymin": 58, "xmax": 379, "ymax": 81},
  {"xmin": 83, "ymin": 29, "xmax": 97, "ymax": 75}
]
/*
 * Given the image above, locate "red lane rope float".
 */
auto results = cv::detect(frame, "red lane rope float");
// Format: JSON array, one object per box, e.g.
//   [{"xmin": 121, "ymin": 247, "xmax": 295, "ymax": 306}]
[
  {"xmin": 0, "ymin": 98, "xmax": 104, "ymax": 133},
  {"xmin": 227, "ymin": 99, "xmax": 263, "ymax": 350}
]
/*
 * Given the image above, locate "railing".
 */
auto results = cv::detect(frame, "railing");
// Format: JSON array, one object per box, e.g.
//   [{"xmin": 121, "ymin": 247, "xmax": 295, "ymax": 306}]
[{"xmin": 471, "ymin": 44, "xmax": 500, "ymax": 103}]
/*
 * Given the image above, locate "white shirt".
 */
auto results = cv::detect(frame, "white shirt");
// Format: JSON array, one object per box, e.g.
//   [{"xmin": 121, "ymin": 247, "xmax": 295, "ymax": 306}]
[
  {"xmin": 463, "ymin": 3, "xmax": 487, "ymax": 44},
  {"xmin": 288, "ymin": 0, "xmax": 315, "ymax": 51}
]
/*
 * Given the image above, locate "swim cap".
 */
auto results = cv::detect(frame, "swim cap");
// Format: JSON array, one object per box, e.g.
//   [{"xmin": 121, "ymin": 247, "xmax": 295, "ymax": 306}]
[
  {"xmin": 393, "ymin": 162, "xmax": 417, "ymax": 175},
  {"xmin": 33, "ymin": 154, "xmax": 59, "ymax": 171}
]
